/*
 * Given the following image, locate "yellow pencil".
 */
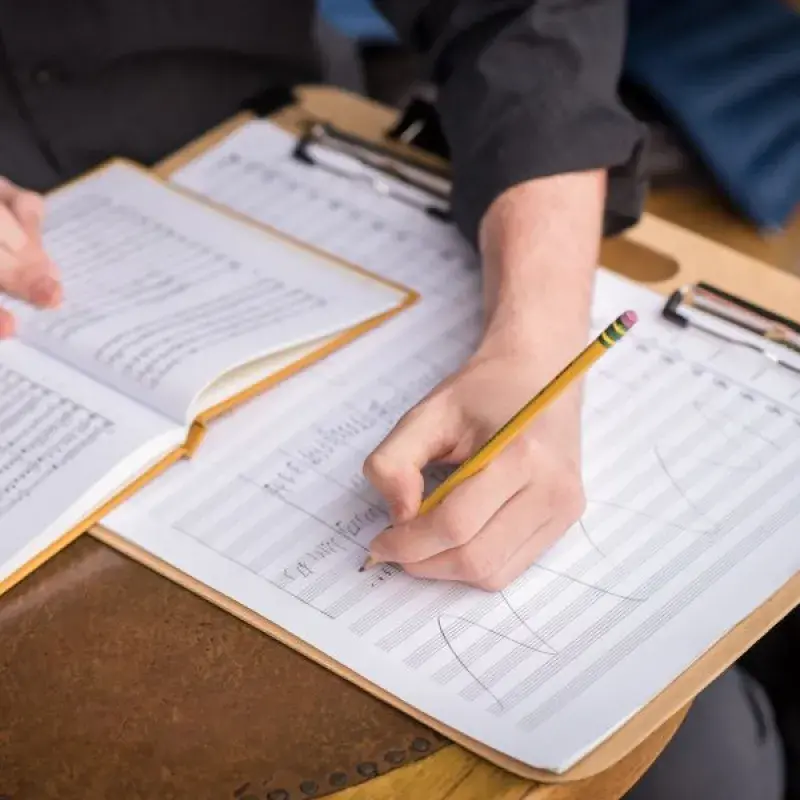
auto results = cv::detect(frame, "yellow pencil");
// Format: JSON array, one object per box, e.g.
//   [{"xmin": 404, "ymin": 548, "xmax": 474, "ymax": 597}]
[{"xmin": 360, "ymin": 310, "xmax": 638, "ymax": 571}]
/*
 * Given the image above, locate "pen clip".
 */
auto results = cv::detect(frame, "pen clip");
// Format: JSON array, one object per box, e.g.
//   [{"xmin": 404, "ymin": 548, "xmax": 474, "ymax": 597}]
[
  {"xmin": 662, "ymin": 282, "xmax": 800, "ymax": 376},
  {"xmin": 292, "ymin": 121, "xmax": 452, "ymax": 221}
]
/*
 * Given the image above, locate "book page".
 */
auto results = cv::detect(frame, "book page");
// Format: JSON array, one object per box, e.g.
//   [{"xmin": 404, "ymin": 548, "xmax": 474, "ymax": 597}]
[
  {"xmin": 0, "ymin": 340, "xmax": 181, "ymax": 590},
  {"xmin": 106, "ymin": 121, "xmax": 800, "ymax": 772},
  {"xmin": 10, "ymin": 161, "xmax": 406, "ymax": 423}
]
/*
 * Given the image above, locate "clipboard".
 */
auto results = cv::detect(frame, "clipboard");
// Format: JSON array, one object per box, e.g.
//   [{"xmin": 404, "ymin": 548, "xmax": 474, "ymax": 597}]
[
  {"xmin": 95, "ymin": 85, "xmax": 800, "ymax": 787},
  {"xmin": 662, "ymin": 281, "xmax": 800, "ymax": 374}
]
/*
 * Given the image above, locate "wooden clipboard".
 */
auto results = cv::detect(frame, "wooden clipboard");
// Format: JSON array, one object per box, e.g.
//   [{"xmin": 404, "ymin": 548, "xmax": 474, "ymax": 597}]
[{"xmin": 94, "ymin": 85, "xmax": 800, "ymax": 785}]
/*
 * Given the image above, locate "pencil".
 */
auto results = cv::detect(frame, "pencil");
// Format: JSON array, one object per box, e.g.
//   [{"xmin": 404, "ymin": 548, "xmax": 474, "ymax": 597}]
[{"xmin": 360, "ymin": 310, "xmax": 638, "ymax": 572}]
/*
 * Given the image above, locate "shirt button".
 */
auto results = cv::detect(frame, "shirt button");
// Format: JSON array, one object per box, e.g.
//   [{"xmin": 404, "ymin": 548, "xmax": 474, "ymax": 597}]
[{"xmin": 32, "ymin": 65, "xmax": 59, "ymax": 85}]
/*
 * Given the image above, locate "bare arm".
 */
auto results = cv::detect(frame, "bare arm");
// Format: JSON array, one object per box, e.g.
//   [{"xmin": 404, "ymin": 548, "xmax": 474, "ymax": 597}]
[
  {"xmin": 364, "ymin": 169, "xmax": 605, "ymax": 589},
  {"xmin": 364, "ymin": 1, "xmax": 642, "ymax": 587}
]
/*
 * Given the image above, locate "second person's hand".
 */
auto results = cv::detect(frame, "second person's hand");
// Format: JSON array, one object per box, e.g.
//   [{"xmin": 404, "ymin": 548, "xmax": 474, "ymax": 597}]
[{"xmin": 0, "ymin": 177, "xmax": 61, "ymax": 337}]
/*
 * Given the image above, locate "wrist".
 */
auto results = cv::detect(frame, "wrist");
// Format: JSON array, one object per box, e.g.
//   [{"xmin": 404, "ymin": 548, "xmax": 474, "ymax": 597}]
[
  {"xmin": 479, "ymin": 257, "xmax": 593, "ymax": 359},
  {"xmin": 477, "ymin": 172, "xmax": 604, "ymax": 366}
]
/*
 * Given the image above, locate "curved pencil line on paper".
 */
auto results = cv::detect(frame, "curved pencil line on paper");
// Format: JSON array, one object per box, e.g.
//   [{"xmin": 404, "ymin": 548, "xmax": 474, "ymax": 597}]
[
  {"xmin": 691, "ymin": 399, "xmax": 777, "ymax": 456},
  {"xmin": 530, "ymin": 563, "xmax": 646, "ymax": 603},
  {"xmin": 436, "ymin": 613, "xmax": 561, "ymax": 710},
  {"xmin": 584, "ymin": 499, "xmax": 716, "ymax": 536},
  {"xmin": 578, "ymin": 519, "xmax": 606, "ymax": 557},
  {"xmin": 499, "ymin": 591, "xmax": 558, "ymax": 655},
  {"xmin": 437, "ymin": 616, "xmax": 505, "ymax": 710},
  {"xmin": 653, "ymin": 447, "xmax": 713, "ymax": 525},
  {"xmin": 438, "ymin": 614, "xmax": 558, "ymax": 658}
]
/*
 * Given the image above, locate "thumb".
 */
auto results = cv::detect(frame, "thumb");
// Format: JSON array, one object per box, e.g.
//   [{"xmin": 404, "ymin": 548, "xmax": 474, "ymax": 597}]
[
  {"xmin": 11, "ymin": 187, "xmax": 46, "ymax": 240},
  {"xmin": 0, "ymin": 247, "xmax": 61, "ymax": 307},
  {"xmin": 0, "ymin": 179, "xmax": 46, "ymax": 251},
  {"xmin": 0, "ymin": 182, "xmax": 60, "ymax": 308},
  {"xmin": 364, "ymin": 396, "xmax": 460, "ymax": 524},
  {"xmin": 0, "ymin": 201, "xmax": 28, "ymax": 254}
]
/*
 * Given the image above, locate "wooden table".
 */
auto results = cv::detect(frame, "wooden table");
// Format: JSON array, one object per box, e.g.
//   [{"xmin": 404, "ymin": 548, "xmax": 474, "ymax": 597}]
[
  {"xmin": 319, "ymin": 713, "xmax": 687, "ymax": 800},
  {"xmin": 647, "ymin": 187, "xmax": 800, "ymax": 279}
]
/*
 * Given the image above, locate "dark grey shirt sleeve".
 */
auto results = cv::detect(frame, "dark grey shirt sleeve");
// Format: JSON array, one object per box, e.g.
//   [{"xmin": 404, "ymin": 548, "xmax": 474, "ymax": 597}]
[{"xmin": 374, "ymin": 0, "xmax": 648, "ymax": 247}]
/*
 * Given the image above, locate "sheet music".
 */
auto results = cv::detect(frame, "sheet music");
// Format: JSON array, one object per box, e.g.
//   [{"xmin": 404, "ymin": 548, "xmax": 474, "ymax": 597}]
[
  {"xmin": 10, "ymin": 161, "xmax": 403, "ymax": 423},
  {"xmin": 106, "ymin": 121, "xmax": 800, "ymax": 771},
  {"xmin": 0, "ymin": 340, "xmax": 179, "ymax": 587}
]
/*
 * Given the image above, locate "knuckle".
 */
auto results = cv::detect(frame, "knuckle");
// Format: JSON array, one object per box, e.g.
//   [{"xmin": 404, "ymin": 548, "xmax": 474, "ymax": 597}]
[
  {"xmin": 514, "ymin": 435, "xmax": 544, "ymax": 473},
  {"xmin": 454, "ymin": 545, "xmax": 495, "ymax": 583},
  {"xmin": 474, "ymin": 572, "xmax": 512, "ymax": 593},
  {"xmin": 551, "ymin": 473, "xmax": 586, "ymax": 520},
  {"xmin": 363, "ymin": 449, "xmax": 393, "ymax": 481},
  {"xmin": 401, "ymin": 560, "xmax": 424, "ymax": 580},
  {"xmin": 436, "ymin": 503, "xmax": 473, "ymax": 547}
]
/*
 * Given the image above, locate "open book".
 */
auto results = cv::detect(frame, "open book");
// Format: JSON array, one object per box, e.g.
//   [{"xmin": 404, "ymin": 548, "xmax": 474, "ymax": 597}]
[{"xmin": 0, "ymin": 160, "xmax": 414, "ymax": 594}]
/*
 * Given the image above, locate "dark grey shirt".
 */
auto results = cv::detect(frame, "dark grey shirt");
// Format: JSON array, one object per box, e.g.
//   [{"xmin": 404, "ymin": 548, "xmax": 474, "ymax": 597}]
[{"xmin": 0, "ymin": 0, "xmax": 646, "ymax": 245}]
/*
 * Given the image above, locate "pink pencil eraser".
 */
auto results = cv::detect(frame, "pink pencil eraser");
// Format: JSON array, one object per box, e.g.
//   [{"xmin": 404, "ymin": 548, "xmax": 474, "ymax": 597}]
[{"xmin": 620, "ymin": 310, "xmax": 638, "ymax": 329}]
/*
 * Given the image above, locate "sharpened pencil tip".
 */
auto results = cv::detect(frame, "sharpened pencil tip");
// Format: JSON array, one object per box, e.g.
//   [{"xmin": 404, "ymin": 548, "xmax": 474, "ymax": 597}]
[{"xmin": 360, "ymin": 555, "xmax": 377, "ymax": 572}]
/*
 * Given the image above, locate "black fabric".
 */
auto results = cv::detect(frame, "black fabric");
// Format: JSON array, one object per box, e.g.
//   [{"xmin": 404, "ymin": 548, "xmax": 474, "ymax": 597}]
[
  {"xmin": 376, "ymin": 0, "xmax": 649, "ymax": 245},
  {"xmin": 0, "ymin": 0, "xmax": 320, "ymax": 192},
  {"xmin": 0, "ymin": 0, "xmax": 647, "ymax": 245},
  {"xmin": 624, "ymin": 668, "xmax": 785, "ymax": 800},
  {"xmin": 740, "ymin": 608, "xmax": 800, "ymax": 800}
]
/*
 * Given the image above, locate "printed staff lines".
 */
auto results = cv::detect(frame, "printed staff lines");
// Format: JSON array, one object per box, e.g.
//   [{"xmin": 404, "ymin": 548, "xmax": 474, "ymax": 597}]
[
  {"xmin": 435, "ymin": 570, "xmax": 645, "ymax": 709},
  {"xmin": 653, "ymin": 447, "xmax": 720, "ymax": 526},
  {"xmin": 168, "ymin": 503, "xmax": 339, "ymax": 621},
  {"xmin": 529, "ymin": 563, "xmax": 646, "ymax": 603},
  {"xmin": 690, "ymin": 398, "xmax": 790, "ymax": 456},
  {"xmin": 581, "ymin": 499, "xmax": 716, "ymax": 542},
  {"xmin": 436, "ymin": 616, "xmax": 548, "ymax": 711},
  {"xmin": 436, "ymin": 597, "xmax": 558, "ymax": 711},
  {"xmin": 646, "ymin": 397, "xmax": 794, "ymax": 526},
  {"xmin": 271, "ymin": 445, "xmax": 381, "ymax": 511}
]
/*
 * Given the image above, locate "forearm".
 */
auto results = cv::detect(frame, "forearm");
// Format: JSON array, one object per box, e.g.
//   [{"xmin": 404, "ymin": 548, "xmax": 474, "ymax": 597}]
[
  {"xmin": 477, "ymin": 170, "xmax": 603, "ymax": 368},
  {"xmin": 375, "ymin": 0, "xmax": 647, "ymax": 248}
]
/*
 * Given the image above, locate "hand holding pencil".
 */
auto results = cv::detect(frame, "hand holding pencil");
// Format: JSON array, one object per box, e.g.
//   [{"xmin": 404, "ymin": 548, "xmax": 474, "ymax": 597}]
[{"xmin": 363, "ymin": 311, "xmax": 638, "ymax": 587}]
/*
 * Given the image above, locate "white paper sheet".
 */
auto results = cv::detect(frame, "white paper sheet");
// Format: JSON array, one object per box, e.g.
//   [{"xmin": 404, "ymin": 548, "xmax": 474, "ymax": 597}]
[{"xmin": 106, "ymin": 121, "xmax": 800, "ymax": 772}]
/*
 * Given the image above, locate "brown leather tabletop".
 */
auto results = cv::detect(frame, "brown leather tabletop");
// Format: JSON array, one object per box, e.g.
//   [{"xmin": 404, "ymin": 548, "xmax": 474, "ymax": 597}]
[{"xmin": 0, "ymin": 536, "xmax": 447, "ymax": 800}]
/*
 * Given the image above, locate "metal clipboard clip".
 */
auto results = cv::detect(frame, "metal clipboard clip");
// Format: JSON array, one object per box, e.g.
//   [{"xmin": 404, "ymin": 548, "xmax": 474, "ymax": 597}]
[
  {"xmin": 292, "ymin": 121, "xmax": 453, "ymax": 221},
  {"xmin": 662, "ymin": 281, "xmax": 800, "ymax": 376}
]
